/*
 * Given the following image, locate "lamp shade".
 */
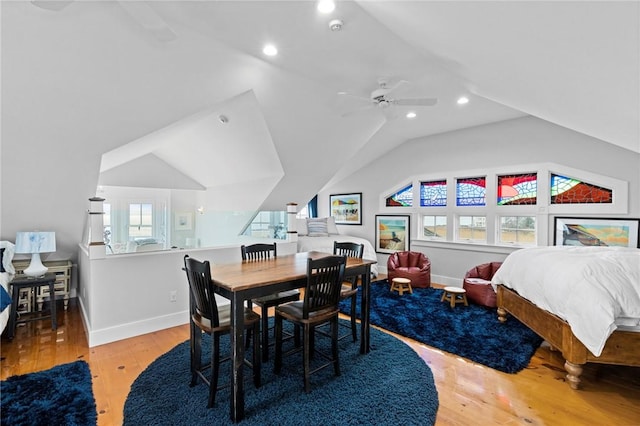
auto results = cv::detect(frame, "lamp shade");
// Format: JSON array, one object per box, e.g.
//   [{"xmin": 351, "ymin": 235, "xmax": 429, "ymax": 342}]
[{"xmin": 15, "ymin": 232, "xmax": 56, "ymax": 278}]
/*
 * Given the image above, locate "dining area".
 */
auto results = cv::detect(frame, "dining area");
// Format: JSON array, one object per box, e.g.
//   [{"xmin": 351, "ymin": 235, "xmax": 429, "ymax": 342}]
[{"xmin": 182, "ymin": 245, "xmax": 377, "ymax": 423}]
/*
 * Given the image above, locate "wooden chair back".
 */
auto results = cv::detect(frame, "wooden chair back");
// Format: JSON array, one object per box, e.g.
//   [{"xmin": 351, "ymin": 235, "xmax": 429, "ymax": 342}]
[
  {"xmin": 183, "ymin": 255, "xmax": 220, "ymax": 330},
  {"xmin": 302, "ymin": 255, "xmax": 346, "ymax": 320},
  {"xmin": 241, "ymin": 243, "xmax": 277, "ymax": 261}
]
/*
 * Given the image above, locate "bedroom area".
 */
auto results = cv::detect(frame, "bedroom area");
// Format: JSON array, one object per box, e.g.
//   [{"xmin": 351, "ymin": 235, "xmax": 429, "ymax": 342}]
[{"xmin": 1, "ymin": 1, "xmax": 639, "ymax": 425}]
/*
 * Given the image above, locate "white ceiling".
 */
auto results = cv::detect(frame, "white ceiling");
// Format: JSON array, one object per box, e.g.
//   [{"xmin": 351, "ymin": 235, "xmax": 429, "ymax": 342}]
[{"xmin": 5, "ymin": 0, "xmax": 639, "ymax": 212}]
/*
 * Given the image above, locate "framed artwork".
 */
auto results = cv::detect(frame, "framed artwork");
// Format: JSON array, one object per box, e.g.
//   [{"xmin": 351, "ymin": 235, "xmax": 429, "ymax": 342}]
[
  {"xmin": 330, "ymin": 192, "xmax": 362, "ymax": 225},
  {"xmin": 375, "ymin": 215, "xmax": 410, "ymax": 253},
  {"xmin": 554, "ymin": 216, "xmax": 640, "ymax": 248},
  {"xmin": 175, "ymin": 212, "xmax": 193, "ymax": 231}
]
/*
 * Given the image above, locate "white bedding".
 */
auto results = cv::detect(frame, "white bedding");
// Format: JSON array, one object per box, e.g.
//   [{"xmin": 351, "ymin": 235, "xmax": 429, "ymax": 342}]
[
  {"xmin": 297, "ymin": 235, "xmax": 379, "ymax": 277},
  {"xmin": 491, "ymin": 246, "xmax": 640, "ymax": 357},
  {"xmin": 1, "ymin": 241, "xmax": 16, "ymax": 335}
]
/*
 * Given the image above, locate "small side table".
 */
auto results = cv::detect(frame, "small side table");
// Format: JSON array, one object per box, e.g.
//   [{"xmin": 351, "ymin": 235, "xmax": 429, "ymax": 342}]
[
  {"xmin": 441, "ymin": 286, "xmax": 468, "ymax": 308},
  {"xmin": 390, "ymin": 277, "xmax": 413, "ymax": 295},
  {"xmin": 7, "ymin": 273, "xmax": 57, "ymax": 340}
]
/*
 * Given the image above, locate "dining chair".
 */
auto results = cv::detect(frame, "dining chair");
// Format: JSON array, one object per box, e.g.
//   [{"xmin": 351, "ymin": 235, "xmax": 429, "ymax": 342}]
[
  {"xmin": 183, "ymin": 255, "xmax": 261, "ymax": 408},
  {"xmin": 241, "ymin": 243, "xmax": 301, "ymax": 361},
  {"xmin": 333, "ymin": 241, "xmax": 365, "ymax": 342},
  {"xmin": 274, "ymin": 255, "xmax": 346, "ymax": 393}
]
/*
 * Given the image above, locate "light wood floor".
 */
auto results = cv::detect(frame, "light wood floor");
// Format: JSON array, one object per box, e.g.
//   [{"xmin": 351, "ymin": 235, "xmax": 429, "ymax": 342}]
[{"xmin": 2, "ymin": 294, "xmax": 640, "ymax": 426}]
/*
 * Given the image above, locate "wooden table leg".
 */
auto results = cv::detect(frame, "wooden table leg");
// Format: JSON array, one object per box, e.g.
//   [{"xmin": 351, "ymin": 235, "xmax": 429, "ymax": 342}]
[{"xmin": 230, "ymin": 293, "xmax": 245, "ymax": 423}]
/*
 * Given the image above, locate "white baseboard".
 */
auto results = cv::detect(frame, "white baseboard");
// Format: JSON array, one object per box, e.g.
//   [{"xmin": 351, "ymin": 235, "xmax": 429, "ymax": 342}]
[{"xmin": 85, "ymin": 310, "xmax": 189, "ymax": 348}]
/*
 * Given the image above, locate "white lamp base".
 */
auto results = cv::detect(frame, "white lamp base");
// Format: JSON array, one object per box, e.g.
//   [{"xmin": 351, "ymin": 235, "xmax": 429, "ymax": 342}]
[{"xmin": 23, "ymin": 253, "xmax": 49, "ymax": 278}]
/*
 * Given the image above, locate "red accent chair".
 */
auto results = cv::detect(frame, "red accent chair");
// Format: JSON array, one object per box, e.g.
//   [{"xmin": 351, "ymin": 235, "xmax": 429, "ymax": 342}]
[
  {"xmin": 462, "ymin": 262, "xmax": 503, "ymax": 308},
  {"xmin": 387, "ymin": 251, "xmax": 431, "ymax": 288}
]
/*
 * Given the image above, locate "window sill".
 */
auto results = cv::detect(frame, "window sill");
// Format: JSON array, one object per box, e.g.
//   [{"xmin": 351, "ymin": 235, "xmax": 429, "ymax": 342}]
[{"xmin": 412, "ymin": 239, "xmax": 525, "ymax": 255}]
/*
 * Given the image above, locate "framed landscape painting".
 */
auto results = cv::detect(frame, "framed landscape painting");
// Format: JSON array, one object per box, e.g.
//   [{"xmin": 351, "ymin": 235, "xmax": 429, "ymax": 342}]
[
  {"xmin": 375, "ymin": 215, "xmax": 410, "ymax": 253},
  {"xmin": 330, "ymin": 193, "xmax": 362, "ymax": 225},
  {"xmin": 554, "ymin": 216, "xmax": 640, "ymax": 248}
]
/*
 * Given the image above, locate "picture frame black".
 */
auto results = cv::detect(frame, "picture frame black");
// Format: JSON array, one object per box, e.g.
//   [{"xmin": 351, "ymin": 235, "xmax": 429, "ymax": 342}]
[{"xmin": 553, "ymin": 216, "xmax": 640, "ymax": 248}]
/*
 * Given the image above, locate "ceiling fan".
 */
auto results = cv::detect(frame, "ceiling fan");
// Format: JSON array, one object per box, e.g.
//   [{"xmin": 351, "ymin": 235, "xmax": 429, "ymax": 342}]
[
  {"xmin": 338, "ymin": 78, "xmax": 438, "ymax": 118},
  {"xmin": 31, "ymin": 0, "xmax": 177, "ymax": 42}
]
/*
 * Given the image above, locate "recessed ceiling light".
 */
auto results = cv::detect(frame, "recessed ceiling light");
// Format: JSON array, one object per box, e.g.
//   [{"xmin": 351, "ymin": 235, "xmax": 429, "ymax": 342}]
[
  {"xmin": 406, "ymin": 111, "xmax": 417, "ymax": 119},
  {"xmin": 317, "ymin": 0, "xmax": 335, "ymax": 14},
  {"xmin": 262, "ymin": 44, "xmax": 278, "ymax": 56},
  {"xmin": 457, "ymin": 96, "xmax": 469, "ymax": 105}
]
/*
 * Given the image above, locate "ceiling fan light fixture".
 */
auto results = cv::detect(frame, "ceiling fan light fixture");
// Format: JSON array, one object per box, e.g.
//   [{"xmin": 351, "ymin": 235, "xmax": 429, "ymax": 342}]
[{"xmin": 329, "ymin": 19, "xmax": 343, "ymax": 31}]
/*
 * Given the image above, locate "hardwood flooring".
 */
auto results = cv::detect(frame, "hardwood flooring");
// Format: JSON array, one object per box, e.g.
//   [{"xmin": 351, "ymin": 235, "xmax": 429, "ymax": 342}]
[{"xmin": 2, "ymin": 294, "xmax": 639, "ymax": 425}]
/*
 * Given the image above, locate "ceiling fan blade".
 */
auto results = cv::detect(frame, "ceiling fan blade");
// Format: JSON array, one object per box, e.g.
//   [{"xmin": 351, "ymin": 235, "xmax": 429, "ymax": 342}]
[
  {"xmin": 118, "ymin": 1, "xmax": 177, "ymax": 42},
  {"xmin": 393, "ymin": 98, "xmax": 438, "ymax": 107},
  {"xmin": 31, "ymin": 0, "xmax": 75, "ymax": 11},
  {"xmin": 337, "ymin": 91, "xmax": 371, "ymax": 103}
]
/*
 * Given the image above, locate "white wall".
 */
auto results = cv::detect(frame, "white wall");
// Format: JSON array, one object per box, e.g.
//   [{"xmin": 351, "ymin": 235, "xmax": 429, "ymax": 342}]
[
  {"xmin": 320, "ymin": 116, "xmax": 640, "ymax": 285},
  {"xmin": 78, "ymin": 240, "xmax": 297, "ymax": 347}
]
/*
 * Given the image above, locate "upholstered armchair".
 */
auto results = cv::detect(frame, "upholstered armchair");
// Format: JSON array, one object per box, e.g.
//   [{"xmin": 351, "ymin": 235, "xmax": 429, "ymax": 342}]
[
  {"xmin": 387, "ymin": 251, "xmax": 431, "ymax": 288},
  {"xmin": 462, "ymin": 262, "xmax": 503, "ymax": 307}
]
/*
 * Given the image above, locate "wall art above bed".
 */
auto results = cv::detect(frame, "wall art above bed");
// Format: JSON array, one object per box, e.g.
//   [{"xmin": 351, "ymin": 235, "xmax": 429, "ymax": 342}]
[
  {"xmin": 554, "ymin": 216, "xmax": 640, "ymax": 248},
  {"xmin": 330, "ymin": 193, "xmax": 362, "ymax": 225}
]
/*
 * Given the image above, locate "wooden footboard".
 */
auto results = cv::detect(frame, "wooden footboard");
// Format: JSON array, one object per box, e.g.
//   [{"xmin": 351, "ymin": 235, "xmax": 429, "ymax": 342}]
[{"xmin": 497, "ymin": 285, "xmax": 640, "ymax": 389}]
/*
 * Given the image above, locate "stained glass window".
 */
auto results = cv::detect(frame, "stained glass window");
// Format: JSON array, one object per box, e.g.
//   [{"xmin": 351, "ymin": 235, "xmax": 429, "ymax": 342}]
[
  {"xmin": 550, "ymin": 174, "xmax": 612, "ymax": 204},
  {"xmin": 456, "ymin": 177, "xmax": 486, "ymax": 206},
  {"xmin": 497, "ymin": 173, "xmax": 537, "ymax": 205},
  {"xmin": 420, "ymin": 180, "xmax": 447, "ymax": 207},
  {"xmin": 386, "ymin": 184, "xmax": 413, "ymax": 207}
]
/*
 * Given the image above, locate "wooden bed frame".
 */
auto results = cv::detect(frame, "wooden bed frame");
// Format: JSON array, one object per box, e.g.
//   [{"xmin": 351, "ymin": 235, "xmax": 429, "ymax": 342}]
[{"xmin": 497, "ymin": 285, "xmax": 640, "ymax": 389}]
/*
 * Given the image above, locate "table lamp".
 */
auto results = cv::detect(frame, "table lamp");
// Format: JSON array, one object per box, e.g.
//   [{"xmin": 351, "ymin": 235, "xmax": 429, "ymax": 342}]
[{"xmin": 14, "ymin": 231, "xmax": 56, "ymax": 278}]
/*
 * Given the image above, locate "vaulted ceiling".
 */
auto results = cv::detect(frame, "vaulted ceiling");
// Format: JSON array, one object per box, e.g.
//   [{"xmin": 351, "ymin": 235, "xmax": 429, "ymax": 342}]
[{"xmin": 2, "ymin": 1, "xmax": 638, "ymax": 249}]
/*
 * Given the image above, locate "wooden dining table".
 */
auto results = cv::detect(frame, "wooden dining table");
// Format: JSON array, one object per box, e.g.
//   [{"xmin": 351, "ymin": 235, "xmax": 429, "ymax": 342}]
[{"xmin": 209, "ymin": 250, "xmax": 377, "ymax": 423}]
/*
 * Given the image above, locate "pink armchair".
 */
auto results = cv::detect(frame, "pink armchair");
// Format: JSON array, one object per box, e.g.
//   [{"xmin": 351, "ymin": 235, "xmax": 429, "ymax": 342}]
[
  {"xmin": 387, "ymin": 251, "xmax": 431, "ymax": 288},
  {"xmin": 462, "ymin": 262, "xmax": 502, "ymax": 307}
]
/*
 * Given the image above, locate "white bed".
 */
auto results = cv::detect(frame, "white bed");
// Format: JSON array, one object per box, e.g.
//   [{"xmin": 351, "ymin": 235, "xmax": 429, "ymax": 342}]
[
  {"xmin": 491, "ymin": 245, "xmax": 640, "ymax": 389},
  {"xmin": 1, "ymin": 241, "xmax": 16, "ymax": 335},
  {"xmin": 295, "ymin": 217, "xmax": 378, "ymax": 277}
]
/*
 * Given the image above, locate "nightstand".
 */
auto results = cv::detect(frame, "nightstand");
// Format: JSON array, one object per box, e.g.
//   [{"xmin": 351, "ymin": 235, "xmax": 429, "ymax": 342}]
[{"xmin": 7, "ymin": 273, "xmax": 57, "ymax": 340}]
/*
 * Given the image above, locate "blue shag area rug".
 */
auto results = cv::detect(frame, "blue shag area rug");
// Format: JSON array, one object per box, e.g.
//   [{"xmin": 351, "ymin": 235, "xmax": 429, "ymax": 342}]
[
  {"xmin": 1, "ymin": 360, "xmax": 97, "ymax": 426},
  {"xmin": 124, "ymin": 320, "xmax": 438, "ymax": 425},
  {"xmin": 341, "ymin": 280, "xmax": 543, "ymax": 373}
]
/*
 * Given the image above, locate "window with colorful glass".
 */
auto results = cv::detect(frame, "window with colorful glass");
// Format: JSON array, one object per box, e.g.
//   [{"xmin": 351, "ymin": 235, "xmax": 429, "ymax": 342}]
[
  {"xmin": 386, "ymin": 183, "xmax": 413, "ymax": 207},
  {"xmin": 420, "ymin": 180, "xmax": 447, "ymax": 207},
  {"xmin": 456, "ymin": 177, "xmax": 486, "ymax": 206},
  {"xmin": 497, "ymin": 173, "xmax": 537, "ymax": 205},
  {"xmin": 550, "ymin": 174, "xmax": 613, "ymax": 204}
]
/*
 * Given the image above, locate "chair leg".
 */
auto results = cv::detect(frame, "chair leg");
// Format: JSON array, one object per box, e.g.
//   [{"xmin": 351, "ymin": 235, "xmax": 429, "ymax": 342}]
[
  {"xmin": 190, "ymin": 324, "xmax": 201, "ymax": 387},
  {"xmin": 331, "ymin": 317, "xmax": 341, "ymax": 377},
  {"xmin": 253, "ymin": 321, "xmax": 261, "ymax": 388},
  {"xmin": 274, "ymin": 314, "xmax": 283, "ymax": 374},
  {"xmin": 303, "ymin": 323, "xmax": 311, "ymax": 393},
  {"xmin": 350, "ymin": 294, "xmax": 358, "ymax": 342},
  {"xmin": 261, "ymin": 305, "xmax": 270, "ymax": 362},
  {"xmin": 209, "ymin": 332, "xmax": 221, "ymax": 408}
]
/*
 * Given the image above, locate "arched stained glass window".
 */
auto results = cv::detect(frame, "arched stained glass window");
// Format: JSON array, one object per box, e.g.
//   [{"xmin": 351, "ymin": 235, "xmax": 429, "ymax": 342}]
[
  {"xmin": 456, "ymin": 177, "xmax": 486, "ymax": 206},
  {"xmin": 497, "ymin": 173, "xmax": 537, "ymax": 205},
  {"xmin": 420, "ymin": 180, "xmax": 447, "ymax": 207},
  {"xmin": 386, "ymin": 184, "xmax": 413, "ymax": 207},
  {"xmin": 550, "ymin": 174, "xmax": 612, "ymax": 204}
]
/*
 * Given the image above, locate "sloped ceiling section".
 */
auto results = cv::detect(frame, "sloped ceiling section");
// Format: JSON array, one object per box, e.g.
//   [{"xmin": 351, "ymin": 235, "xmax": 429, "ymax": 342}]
[
  {"xmin": 99, "ymin": 90, "xmax": 284, "ymax": 191},
  {"xmin": 360, "ymin": 1, "xmax": 640, "ymax": 153}
]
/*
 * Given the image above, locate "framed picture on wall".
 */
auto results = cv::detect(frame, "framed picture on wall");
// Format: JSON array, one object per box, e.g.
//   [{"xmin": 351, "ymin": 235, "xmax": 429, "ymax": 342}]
[
  {"xmin": 330, "ymin": 192, "xmax": 362, "ymax": 225},
  {"xmin": 375, "ymin": 215, "xmax": 410, "ymax": 253},
  {"xmin": 554, "ymin": 216, "xmax": 640, "ymax": 248},
  {"xmin": 175, "ymin": 212, "xmax": 194, "ymax": 231}
]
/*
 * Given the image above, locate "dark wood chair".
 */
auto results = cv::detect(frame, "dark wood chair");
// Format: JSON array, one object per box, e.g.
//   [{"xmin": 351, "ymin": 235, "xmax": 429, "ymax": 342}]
[
  {"xmin": 274, "ymin": 255, "xmax": 346, "ymax": 393},
  {"xmin": 333, "ymin": 241, "xmax": 364, "ymax": 342},
  {"xmin": 183, "ymin": 255, "xmax": 261, "ymax": 408},
  {"xmin": 241, "ymin": 243, "xmax": 301, "ymax": 361}
]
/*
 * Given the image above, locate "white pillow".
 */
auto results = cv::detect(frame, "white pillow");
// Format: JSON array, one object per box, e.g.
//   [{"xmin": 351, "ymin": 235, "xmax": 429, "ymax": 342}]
[
  {"xmin": 306, "ymin": 217, "xmax": 329, "ymax": 236},
  {"xmin": 0, "ymin": 241, "xmax": 16, "ymax": 274},
  {"xmin": 327, "ymin": 217, "xmax": 339, "ymax": 234},
  {"xmin": 296, "ymin": 218, "xmax": 308, "ymax": 236}
]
